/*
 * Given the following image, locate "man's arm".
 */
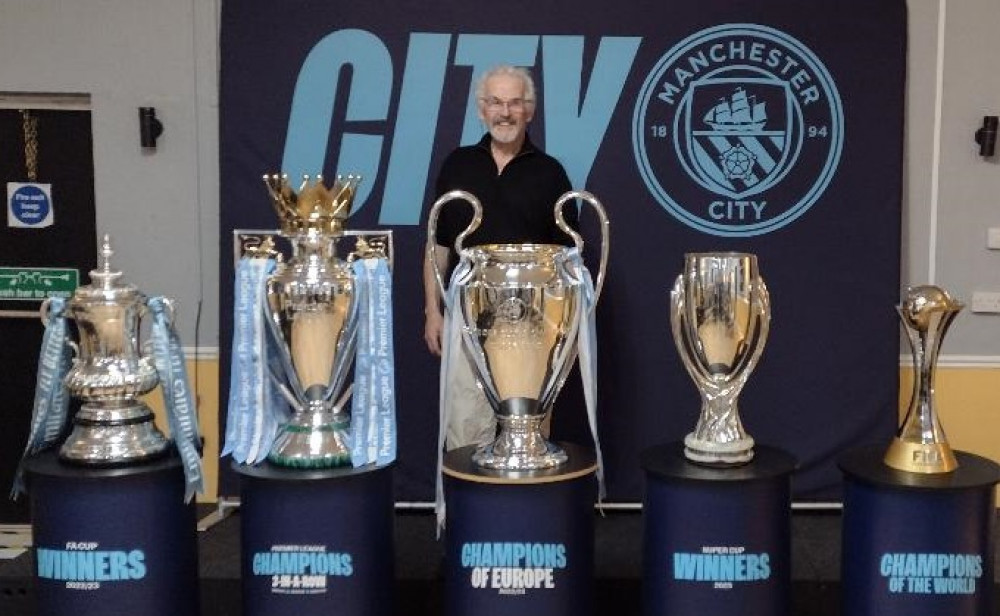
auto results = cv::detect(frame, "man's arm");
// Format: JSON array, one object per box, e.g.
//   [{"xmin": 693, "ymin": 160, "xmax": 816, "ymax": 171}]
[{"xmin": 423, "ymin": 243, "xmax": 450, "ymax": 356}]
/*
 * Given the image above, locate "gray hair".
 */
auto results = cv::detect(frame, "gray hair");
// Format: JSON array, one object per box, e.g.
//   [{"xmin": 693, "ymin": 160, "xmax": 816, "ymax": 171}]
[{"xmin": 475, "ymin": 65, "xmax": 536, "ymax": 105}]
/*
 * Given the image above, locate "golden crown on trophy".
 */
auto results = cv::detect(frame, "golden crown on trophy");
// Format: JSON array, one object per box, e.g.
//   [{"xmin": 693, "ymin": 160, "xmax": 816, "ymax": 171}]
[{"xmin": 263, "ymin": 173, "xmax": 360, "ymax": 236}]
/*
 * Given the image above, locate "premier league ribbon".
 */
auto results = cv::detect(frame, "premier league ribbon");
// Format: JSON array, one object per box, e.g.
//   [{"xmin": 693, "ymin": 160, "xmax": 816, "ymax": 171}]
[
  {"xmin": 148, "ymin": 296, "xmax": 204, "ymax": 503},
  {"xmin": 435, "ymin": 258, "xmax": 475, "ymax": 534},
  {"xmin": 565, "ymin": 248, "xmax": 606, "ymax": 502},
  {"xmin": 223, "ymin": 256, "xmax": 287, "ymax": 465},
  {"xmin": 350, "ymin": 257, "xmax": 397, "ymax": 467},
  {"xmin": 10, "ymin": 298, "xmax": 73, "ymax": 498}
]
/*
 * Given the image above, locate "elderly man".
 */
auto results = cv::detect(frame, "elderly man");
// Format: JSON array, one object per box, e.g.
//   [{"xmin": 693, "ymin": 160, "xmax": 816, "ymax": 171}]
[{"xmin": 423, "ymin": 65, "xmax": 576, "ymax": 449}]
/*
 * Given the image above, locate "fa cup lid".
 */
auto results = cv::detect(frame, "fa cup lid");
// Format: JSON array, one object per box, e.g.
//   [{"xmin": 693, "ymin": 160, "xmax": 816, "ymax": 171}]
[{"xmin": 71, "ymin": 234, "xmax": 144, "ymax": 304}]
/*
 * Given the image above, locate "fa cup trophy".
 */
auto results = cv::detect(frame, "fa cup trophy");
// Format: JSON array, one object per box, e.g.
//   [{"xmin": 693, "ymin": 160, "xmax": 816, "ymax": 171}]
[
  {"xmin": 13, "ymin": 235, "xmax": 203, "ymax": 501},
  {"xmin": 50, "ymin": 236, "xmax": 171, "ymax": 464},
  {"xmin": 427, "ymin": 189, "xmax": 608, "ymax": 471},
  {"xmin": 883, "ymin": 285, "xmax": 960, "ymax": 473},
  {"xmin": 670, "ymin": 252, "xmax": 770, "ymax": 466}
]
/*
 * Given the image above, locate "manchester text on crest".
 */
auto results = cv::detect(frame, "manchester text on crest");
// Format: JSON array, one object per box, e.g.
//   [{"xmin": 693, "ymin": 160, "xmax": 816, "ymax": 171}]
[{"xmin": 656, "ymin": 39, "xmax": 820, "ymax": 107}]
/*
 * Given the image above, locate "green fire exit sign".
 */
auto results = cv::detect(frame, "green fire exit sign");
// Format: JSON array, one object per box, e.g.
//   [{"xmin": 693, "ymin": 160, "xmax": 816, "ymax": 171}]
[{"xmin": 0, "ymin": 267, "xmax": 79, "ymax": 301}]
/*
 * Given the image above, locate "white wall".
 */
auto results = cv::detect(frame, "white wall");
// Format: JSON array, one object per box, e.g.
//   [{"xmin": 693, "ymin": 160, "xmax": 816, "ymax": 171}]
[
  {"xmin": 0, "ymin": 0, "xmax": 997, "ymax": 360},
  {"xmin": 0, "ymin": 0, "xmax": 219, "ymax": 349},
  {"xmin": 924, "ymin": 0, "xmax": 1000, "ymax": 359}
]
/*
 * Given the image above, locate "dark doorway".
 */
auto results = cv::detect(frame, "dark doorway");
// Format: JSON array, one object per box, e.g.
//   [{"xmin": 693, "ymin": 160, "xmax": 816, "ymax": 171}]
[{"xmin": 0, "ymin": 102, "xmax": 97, "ymax": 523}]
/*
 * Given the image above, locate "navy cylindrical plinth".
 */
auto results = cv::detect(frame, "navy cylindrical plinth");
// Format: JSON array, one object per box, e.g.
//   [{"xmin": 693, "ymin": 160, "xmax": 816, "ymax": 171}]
[
  {"xmin": 25, "ymin": 451, "xmax": 199, "ymax": 616},
  {"xmin": 839, "ymin": 445, "xmax": 1000, "ymax": 616},
  {"xmin": 237, "ymin": 461, "xmax": 394, "ymax": 616},
  {"xmin": 443, "ymin": 443, "xmax": 597, "ymax": 616},
  {"xmin": 640, "ymin": 442, "xmax": 796, "ymax": 616}
]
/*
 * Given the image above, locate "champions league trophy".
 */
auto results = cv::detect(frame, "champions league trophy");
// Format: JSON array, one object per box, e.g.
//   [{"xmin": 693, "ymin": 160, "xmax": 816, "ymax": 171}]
[
  {"xmin": 670, "ymin": 252, "xmax": 770, "ymax": 466},
  {"xmin": 883, "ymin": 285, "xmax": 960, "ymax": 474},
  {"xmin": 427, "ymin": 189, "xmax": 608, "ymax": 471}
]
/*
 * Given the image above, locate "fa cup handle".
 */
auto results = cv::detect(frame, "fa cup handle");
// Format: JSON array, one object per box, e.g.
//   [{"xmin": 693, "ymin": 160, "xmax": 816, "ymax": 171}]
[
  {"xmin": 425, "ymin": 189, "xmax": 482, "ymax": 302},
  {"xmin": 40, "ymin": 297, "xmax": 81, "ymax": 358},
  {"xmin": 554, "ymin": 190, "xmax": 610, "ymax": 307}
]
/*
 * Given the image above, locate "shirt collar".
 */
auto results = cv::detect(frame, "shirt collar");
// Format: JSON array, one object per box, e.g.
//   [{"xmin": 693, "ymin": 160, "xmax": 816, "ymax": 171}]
[{"xmin": 476, "ymin": 132, "xmax": 536, "ymax": 157}]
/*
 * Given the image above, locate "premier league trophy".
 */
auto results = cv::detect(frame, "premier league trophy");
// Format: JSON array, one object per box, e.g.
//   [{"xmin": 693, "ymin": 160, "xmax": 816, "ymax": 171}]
[
  {"xmin": 883, "ymin": 285, "xmax": 960, "ymax": 473},
  {"xmin": 427, "ymin": 189, "xmax": 608, "ymax": 471},
  {"xmin": 223, "ymin": 173, "xmax": 395, "ymax": 470},
  {"xmin": 670, "ymin": 252, "xmax": 770, "ymax": 466},
  {"xmin": 261, "ymin": 173, "xmax": 362, "ymax": 468}
]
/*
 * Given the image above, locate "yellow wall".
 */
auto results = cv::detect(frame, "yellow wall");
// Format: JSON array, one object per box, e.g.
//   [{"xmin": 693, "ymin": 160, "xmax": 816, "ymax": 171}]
[
  {"xmin": 900, "ymin": 365, "xmax": 1000, "ymax": 464},
  {"xmin": 146, "ymin": 357, "xmax": 220, "ymax": 503},
  {"xmin": 148, "ymin": 361, "xmax": 997, "ymax": 504}
]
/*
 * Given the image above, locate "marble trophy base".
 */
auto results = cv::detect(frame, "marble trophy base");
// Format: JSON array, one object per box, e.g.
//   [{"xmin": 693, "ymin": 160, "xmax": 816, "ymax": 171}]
[{"xmin": 683, "ymin": 432, "xmax": 755, "ymax": 466}]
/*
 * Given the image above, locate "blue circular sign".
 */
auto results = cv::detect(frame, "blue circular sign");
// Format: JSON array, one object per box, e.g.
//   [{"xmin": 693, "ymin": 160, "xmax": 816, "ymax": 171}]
[{"xmin": 11, "ymin": 184, "xmax": 51, "ymax": 226}]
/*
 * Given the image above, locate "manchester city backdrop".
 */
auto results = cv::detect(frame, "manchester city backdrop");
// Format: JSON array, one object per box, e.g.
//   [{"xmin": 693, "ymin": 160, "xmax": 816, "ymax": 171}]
[{"xmin": 219, "ymin": 0, "xmax": 906, "ymax": 502}]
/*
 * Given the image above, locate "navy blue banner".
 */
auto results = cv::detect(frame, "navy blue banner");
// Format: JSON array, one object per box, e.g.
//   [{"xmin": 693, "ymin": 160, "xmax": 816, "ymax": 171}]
[{"xmin": 220, "ymin": 0, "xmax": 905, "ymax": 501}]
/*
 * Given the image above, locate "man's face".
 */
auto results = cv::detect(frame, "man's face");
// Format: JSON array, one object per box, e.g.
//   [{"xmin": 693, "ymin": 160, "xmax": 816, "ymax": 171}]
[{"xmin": 478, "ymin": 74, "xmax": 534, "ymax": 145}]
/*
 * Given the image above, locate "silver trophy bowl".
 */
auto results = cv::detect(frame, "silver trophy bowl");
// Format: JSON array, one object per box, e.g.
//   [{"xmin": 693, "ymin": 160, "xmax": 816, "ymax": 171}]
[
  {"xmin": 53, "ymin": 235, "xmax": 170, "ymax": 465},
  {"xmin": 428, "ymin": 189, "xmax": 608, "ymax": 471},
  {"xmin": 670, "ymin": 252, "xmax": 770, "ymax": 466}
]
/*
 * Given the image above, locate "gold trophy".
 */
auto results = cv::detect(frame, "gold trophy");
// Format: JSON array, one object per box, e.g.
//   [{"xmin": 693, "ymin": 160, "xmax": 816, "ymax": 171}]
[{"xmin": 884, "ymin": 285, "xmax": 960, "ymax": 473}]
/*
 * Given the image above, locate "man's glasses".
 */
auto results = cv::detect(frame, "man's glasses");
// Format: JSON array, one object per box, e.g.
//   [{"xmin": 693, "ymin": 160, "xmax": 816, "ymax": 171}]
[{"xmin": 481, "ymin": 97, "xmax": 532, "ymax": 112}]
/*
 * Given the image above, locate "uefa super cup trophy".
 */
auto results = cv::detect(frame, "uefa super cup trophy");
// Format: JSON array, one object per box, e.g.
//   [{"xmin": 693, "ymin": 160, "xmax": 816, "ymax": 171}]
[
  {"xmin": 883, "ymin": 285, "xmax": 960, "ymax": 473},
  {"xmin": 670, "ymin": 252, "xmax": 770, "ymax": 466},
  {"xmin": 49, "ymin": 236, "xmax": 171, "ymax": 464},
  {"xmin": 262, "ymin": 173, "xmax": 362, "ymax": 468},
  {"xmin": 427, "ymin": 189, "xmax": 608, "ymax": 471}
]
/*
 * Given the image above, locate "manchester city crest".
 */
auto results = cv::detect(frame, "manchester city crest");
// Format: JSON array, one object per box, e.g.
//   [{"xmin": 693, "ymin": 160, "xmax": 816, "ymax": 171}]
[{"xmin": 633, "ymin": 24, "xmax": 844, "ymax": 236}]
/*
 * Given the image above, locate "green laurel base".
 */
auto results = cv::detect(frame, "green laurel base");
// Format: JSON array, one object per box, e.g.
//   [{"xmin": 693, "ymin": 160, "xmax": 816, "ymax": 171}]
[
  {"xmin": 266, "ymin": 417, "xmax": 353, "ymax": 469},
  {"xmin": 266, "ymin": 451, "xmax": 352, "ymax": 469}
]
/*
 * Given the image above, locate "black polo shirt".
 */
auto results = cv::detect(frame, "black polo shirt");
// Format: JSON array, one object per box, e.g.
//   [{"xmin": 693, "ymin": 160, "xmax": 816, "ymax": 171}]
[{"xmin": 433, "ymin": 133, "xmax": 576, "ymax": 254}]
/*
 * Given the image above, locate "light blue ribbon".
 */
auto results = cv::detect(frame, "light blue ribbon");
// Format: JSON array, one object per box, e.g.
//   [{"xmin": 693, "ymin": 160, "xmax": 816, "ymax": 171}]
[
  {"xmin": 148, "ymin": 296, "xmax": 204, "ymax": 503},
  {"xmin": 435, "ymin": 258, "xmax": 475, "ymax": 533},
  {"xmin": 565, "ymin": 248, "xmax": 605, "ymax": 502},
  {"xmin": 11, "ymin": 298, "xmax": 72, "ymax": 499},
  {"xmin": 224, "ymin": 257, "xmax": 287, "ymax": 465},
  {"xmin": 350, "ymin": 257, "xmax": 397, "ymax": 467}
]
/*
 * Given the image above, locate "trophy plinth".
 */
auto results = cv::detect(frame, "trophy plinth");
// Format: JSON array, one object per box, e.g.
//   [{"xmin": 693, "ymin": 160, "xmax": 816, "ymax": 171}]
[
  {"xmin": 57, "ymin": 236, "xmax": 169, "ymax": 466},
  {"xmin": 883, "ymin": 285, "xmax": 960, "ymax": 474},
  {"xmin": 263, "ymin": 173, "xmax": 361, "ymax": 469},
  {"xmin": 671, "ymin": 252, "xmax": 770, "ymax": 467}
]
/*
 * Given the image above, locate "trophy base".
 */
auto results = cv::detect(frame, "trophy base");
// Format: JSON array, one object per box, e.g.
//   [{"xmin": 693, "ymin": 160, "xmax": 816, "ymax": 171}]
[
  {"xmin": 268, "ymin": 418, "xmax": 352, "ymax": 469},
  {"xmin": 472, "ymin": 440, "xmax": 568, "ymax": 471},
  {"xmin": 683, "ymin": 433, "xmax": 755, "ymax": 467},
  {"xmin": 60, "ymin": 406, "xmax": 171, "ymax": 466},
  {"xmin": 883, "ymin": 438, "xmax": 959, "ymax": 474}
]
